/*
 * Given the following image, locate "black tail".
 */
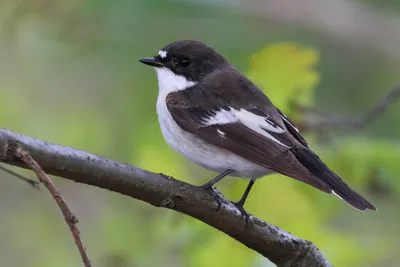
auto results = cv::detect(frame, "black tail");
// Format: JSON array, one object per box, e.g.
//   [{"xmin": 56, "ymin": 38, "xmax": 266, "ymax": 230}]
[{"xmin": 294, "ymin": 148, "xmax": 376, "ymax": 211}]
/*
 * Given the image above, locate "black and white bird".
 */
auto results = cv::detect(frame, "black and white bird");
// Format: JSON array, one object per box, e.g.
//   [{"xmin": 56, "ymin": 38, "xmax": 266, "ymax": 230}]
[{"xmin": 139, "ymin": 40, "xmax": 376, "ymax": 217}]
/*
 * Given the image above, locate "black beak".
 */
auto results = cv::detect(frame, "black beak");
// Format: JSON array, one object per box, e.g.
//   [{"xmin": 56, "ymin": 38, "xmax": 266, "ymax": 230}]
[{"xmin": 139, "ymin": 57, "xmax": 164, "ymax": 67}]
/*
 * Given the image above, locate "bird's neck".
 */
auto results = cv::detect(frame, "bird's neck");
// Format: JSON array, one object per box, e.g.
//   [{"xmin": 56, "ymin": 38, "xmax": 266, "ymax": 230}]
[{"xmin": 155, "ymin": 67, "xmax": 196, "ymax": 96}]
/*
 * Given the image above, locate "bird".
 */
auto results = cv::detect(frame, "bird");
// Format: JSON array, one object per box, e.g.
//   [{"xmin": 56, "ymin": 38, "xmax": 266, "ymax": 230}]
[{"xmin": 139, "ymin": 40, "xmax": 376, "ymax": 218}]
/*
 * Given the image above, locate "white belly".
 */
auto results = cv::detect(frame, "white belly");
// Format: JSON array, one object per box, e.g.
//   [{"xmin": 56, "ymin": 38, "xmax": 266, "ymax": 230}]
[{"xmin": 156, "ymin": 94, "xmax": 269, "ymax": 179}]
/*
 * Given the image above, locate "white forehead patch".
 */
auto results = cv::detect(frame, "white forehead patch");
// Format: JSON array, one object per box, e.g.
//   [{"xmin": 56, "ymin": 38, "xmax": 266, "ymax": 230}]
[{"xmin": 159, "ymin": 50, "xmax": 167, "ymax": 59}]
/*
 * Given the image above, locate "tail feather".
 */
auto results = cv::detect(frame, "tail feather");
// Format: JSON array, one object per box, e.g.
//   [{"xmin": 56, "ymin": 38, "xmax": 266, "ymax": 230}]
[{"xmin": 293, "ymin": 148, "xmax": 376, "ymax": 211}]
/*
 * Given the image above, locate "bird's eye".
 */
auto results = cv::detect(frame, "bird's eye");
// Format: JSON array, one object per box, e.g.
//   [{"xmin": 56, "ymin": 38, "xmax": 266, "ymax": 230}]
[{"xmin": 179, "ymin": 57, "xmax": 191, "ymax": 67}]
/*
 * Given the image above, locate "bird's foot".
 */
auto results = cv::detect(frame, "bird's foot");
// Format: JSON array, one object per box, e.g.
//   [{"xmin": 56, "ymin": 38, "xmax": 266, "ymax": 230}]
[
  {"xmin": 198, "ymin": 184, "xmax": 225, "ymax": 211},
  {"xmin": 230, "ymin": 200, "xmax": 252, "ymax": 228}
]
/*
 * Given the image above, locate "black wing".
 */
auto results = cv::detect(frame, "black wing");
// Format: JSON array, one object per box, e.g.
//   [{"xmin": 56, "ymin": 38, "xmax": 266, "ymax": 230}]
[
  {"xmin": 165, "ymin": 68, "xmax": 376, "ymax": 210},
  {"xmin": 277, "ymin": 108, "xmax": 308, "ymax": 147},
  {"xmin": 166, "ymin": 100, "xmax": 330, "ymax": 192}
]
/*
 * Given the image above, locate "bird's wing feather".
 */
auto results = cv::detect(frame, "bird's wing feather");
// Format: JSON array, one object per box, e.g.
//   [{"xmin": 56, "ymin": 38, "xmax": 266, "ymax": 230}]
[
  {"xmin": 167, "ymin": 99, "xmax": 330, "ymax": 192},
  {"xmin": 277, "ymin": 108, "xmax": 309, "ymax": 147},
  {"xmin": 163, "ymin": 65, "xmax": 375, "ymax": 210}
]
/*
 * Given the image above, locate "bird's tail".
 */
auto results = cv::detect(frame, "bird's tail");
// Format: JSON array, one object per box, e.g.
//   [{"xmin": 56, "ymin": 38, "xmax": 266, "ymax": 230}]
[{"xmin": 294, "ymin": 149, "xmax": 376, "ymax": 211}]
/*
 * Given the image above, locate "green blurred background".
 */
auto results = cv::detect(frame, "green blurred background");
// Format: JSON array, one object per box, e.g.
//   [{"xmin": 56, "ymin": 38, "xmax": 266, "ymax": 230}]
[{"xmin": 0, "ymin": 0, "xmax": 399, "ymax": 266}]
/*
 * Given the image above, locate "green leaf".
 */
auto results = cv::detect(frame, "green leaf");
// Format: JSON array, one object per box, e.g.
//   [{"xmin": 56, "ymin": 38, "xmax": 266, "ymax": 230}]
[{"xmin": 246, "ymin": 43, "xmax": 319, "ymax": 119}]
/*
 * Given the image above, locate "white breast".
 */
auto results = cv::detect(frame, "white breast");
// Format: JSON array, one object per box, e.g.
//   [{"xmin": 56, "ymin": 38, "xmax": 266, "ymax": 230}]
[{"xmin": 154, "ymin": 67, "xmax": 269, "ymax": 179}]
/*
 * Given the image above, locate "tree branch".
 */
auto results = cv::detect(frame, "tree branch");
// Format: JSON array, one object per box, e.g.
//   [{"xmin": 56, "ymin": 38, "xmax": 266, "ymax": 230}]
[
  {"xmin": 295, "ymin": 84, "xmax": 400, "ymax": 132},
  {"xmin": 0, "ymin": 128, "xmax": 332, "ymax": 267},
  {"xmin": 11, "ymin": 147, "xmax": 92, "ymax": 267},
  {"xmin": 0, "ymin": 164, "xmax": 40, "ymax": 188}
]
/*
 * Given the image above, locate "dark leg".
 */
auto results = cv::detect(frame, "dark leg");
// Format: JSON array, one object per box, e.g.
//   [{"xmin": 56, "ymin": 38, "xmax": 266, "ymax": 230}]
[
  {"xmin": 198, "ymin": 169, "xmax": 234, "ymax": 209},
  {"xmin": 231, "ymin": 179, "xmax": 255, "ymax": 225},
  {"xmin": 199, "ymin": 169, "xmax": 234, "ymax": 189}
]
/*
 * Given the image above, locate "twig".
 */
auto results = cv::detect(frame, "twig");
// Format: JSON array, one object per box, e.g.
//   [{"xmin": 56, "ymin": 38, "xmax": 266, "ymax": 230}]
[
  {"xmin": 0, "ymin": 164, "xmax": 40, "ymax": 189},
  {"xmin": 295, "ymin": 84, "xmax": 400, "ymax": 131},
  {"xmin": 11, "ymin": 146, "xmax": 92, "ymax": 267},
  {"xmin": 0, "ymin": 129, "xmax": 332, "ymax": 267}
]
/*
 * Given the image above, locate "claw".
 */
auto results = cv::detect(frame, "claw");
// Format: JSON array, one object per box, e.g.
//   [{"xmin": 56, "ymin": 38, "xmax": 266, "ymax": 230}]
[
  {"xmin": 199, "ymin": 185, "xmax": 224, "ymax": 210},
  {"xmin": 197, "ymin": 170, "xmax": 234, "ymax": 210},
  {"xmin": 230, "ymin": 201, "xmax": 252, "ymax": 228}
]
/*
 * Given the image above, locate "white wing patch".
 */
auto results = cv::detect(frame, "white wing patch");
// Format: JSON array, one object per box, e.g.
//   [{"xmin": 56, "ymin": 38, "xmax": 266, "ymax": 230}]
[
  {"xmin": 217, "ymin": 129, "xmax": 226, "ymax": 138},
  {"xmin": 236, "ymin": 109, "xmax": 285, "ymax": 134},
  {"xmin": 204, "ymin": 108, "xmax": 237, "ymax": 125},
  {"xmin": 204, "ymin": 107, "xmax": 289, "ymax": 148},
  {"xmin": 235, "ymin": 109, "xmax": 288, "ymax": 147},
  {"xmin": 159, "ymin": 50, "xmax": 167, "ymax": 59}
]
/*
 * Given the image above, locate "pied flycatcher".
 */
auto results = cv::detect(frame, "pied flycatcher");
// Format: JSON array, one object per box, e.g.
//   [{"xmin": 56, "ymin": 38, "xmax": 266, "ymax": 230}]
[{"xmin": 139, "ymin": 40, "xmax": 376, "ymax": 217}]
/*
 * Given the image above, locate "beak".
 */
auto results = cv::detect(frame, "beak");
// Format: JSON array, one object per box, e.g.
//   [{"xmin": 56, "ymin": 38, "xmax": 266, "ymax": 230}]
[{"xmin": 139, "ymin": 57, "xmax": 164, "ymax": 67}]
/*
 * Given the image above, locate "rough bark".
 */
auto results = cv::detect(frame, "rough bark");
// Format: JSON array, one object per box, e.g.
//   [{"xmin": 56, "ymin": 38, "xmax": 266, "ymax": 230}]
[{"xmin": 0, "ymin": 128, "xmax": 332, "ymax": 267}]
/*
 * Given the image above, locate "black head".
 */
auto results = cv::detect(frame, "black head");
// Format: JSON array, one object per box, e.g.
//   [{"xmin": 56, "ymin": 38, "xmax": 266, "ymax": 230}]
[{"xmin": 139, "ymin": 40, "xmax": 228, "ymax": 81}]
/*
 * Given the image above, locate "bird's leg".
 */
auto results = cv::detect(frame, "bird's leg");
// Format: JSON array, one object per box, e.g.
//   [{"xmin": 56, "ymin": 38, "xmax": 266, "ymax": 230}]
[
  {"xmin": 200, "ymin": 169, "xmax": 234, "ymax": 189},
  {"xmin": 231, "ymin": 179, "xmax": 255, "ymax": 226},
  {"xmin": 199, "ymin": 169, "xmax": 234, "ymax": 209}
]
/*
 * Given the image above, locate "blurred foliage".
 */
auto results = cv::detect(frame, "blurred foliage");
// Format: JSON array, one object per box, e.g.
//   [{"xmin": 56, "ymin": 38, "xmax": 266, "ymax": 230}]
[
  {"xmin": 247, "ymin": 43, "xmax": 319, "ymax": 119},
  {"xmin": 0, "ymin": 0, "xmax": 399, "ymax": 267}
]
